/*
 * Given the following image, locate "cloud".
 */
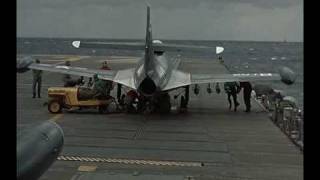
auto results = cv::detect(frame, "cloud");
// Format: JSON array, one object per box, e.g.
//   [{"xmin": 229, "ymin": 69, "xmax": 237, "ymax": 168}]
[
  {"xmin": 17, "ymin": 0, "xmax": 303, "ymax": 41},
  {"xmin": 18, "ymin": 0, "xmax": 302, "ymax": 10}
]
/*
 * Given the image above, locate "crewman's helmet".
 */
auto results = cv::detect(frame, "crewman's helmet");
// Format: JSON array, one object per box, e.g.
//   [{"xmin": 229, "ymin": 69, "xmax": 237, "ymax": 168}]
[{"xmin": 35, "ymin": 59, "xmax": 40, "ymax": 63}]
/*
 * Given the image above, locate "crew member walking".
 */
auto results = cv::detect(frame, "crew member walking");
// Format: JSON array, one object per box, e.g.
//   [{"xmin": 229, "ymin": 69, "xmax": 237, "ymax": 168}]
[
  {"xmin": 240, "ymin": 81, "xmax": 253, "ymax": 112},
  {"xmin": 224, "ymin": 82, "xmax": 240, "ymax": 111}
]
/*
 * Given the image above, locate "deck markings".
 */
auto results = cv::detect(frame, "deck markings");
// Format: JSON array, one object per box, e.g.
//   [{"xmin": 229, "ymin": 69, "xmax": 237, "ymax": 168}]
[{"xmin": 78, "ymin": 165, "xmax": 97, "ymax": 172}]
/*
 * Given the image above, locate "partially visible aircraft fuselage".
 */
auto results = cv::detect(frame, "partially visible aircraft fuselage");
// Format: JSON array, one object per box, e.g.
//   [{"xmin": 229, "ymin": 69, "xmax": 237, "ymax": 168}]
[
  {"xmin": 134, "ymin": 52, "xmax": 180, "ymax": 97},
  {"xmin": 133, "ymin": 6, "xmax": 182, "ymax": 97}
]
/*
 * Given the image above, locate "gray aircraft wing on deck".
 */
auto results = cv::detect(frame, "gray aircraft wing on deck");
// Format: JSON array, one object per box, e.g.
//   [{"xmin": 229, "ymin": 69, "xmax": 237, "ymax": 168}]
[
  {"xmin": 162, "ymin": 69, "xmax": 285, "ymax": 91},
  {"xmin": 29, "ymin": 63, "xmax": 137, "ymax": 89},
  {"xmin": 26, "ymin": 59, "xmax": 295, "ymax": 92},
  {"xmin": 190, "ymin": 72, "xmax": 281, "ymax": 84}
]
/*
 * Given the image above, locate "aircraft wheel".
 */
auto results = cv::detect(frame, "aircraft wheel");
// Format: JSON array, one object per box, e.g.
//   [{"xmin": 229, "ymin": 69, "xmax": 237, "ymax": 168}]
[
  {"xmin": 157, "ymin": 93, "xmax": 171, "ymax": 113},
  {"xmin": 180, "ymin": 96, "xmax": 186, "ymax": 108},
  {"xmin": 161, "ymin": 99, "xmax": 171, "ymax": 113},
  {"xmin": 179, "ymin": 96, "xmax": 187, "ymax": 113},
  {"xmin": 98, "ymin": 105, "xmax": 108, "ymax": 114},
  {"xmin": 48, "ymin": 99, "xmax": 62, "ymax": 114}
]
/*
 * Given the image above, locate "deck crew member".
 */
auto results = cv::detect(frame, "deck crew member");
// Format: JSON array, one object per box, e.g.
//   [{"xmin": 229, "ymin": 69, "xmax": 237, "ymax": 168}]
[
  {"xmin": 62, "ymin": 61, "xmax": 84, "ymax": 87},
  {"xmin": 100, "ymin": 61, "xmax": 113, "ymax": 96},
  {"xmin": 78, "ymin": 74, "xmax": 108, "ymax": 100},
  {"xmin": 124, "ymin": 90, "xmax": 139, "ymax": 113},
  {"xmin": 224, "ymin": 81, "xmax": 240, "ymax": 111},
  {"xmin": 62, "ymin": 61, "xmax": 72, "ymax": 87},
  {"xmin": 92, "ymin": 74, "xmax": 109, "ymax": 99},
  {"xmin": 87, "ymin": 77, "xmax": 93, "ymax": 88},
  {"xmin": 32, "ymin": 59, "xmax": 42, "ymax": 98},
  {"xmin": 240, "ymin": 81, "xmax": 253, "ymax": 112}
]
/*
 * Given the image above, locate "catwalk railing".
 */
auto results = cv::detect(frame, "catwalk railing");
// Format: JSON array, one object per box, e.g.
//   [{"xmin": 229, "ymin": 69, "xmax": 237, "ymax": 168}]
[{"xmin": 255, "ymin": 94, "xmax": 303, "ymax": 151}]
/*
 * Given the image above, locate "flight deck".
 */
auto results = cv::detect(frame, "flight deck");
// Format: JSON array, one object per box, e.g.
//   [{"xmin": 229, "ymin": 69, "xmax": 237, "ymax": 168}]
[{"xmin": 17, "ymin": 55, "xmax": 303, "ymax": 180}]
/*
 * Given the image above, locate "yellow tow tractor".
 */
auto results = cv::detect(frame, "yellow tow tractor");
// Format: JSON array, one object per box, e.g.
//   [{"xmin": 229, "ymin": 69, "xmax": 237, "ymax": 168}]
[{"xmin": 47, "ymin": 87, "xmax": 118, "ymax": 114}]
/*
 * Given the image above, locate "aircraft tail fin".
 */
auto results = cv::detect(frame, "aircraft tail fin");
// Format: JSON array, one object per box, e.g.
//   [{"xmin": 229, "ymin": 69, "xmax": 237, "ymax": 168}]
[
  {"xmin": 71, "ymin": 6, "xmax": 220, "ymax": 56},
  {"xmin": 145, "ymin": 5, "xmax": 152, "ymax": 47},
  {"xmin": 144, "ymin": 5, "xmax": 153, "ymax": 75}
]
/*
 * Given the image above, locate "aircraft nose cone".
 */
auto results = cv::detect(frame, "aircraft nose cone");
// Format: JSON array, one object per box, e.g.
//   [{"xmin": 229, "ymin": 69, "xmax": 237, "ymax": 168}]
[{"xmin": 279, "ymin": 67, "xmax": 297, "ymax": 85}]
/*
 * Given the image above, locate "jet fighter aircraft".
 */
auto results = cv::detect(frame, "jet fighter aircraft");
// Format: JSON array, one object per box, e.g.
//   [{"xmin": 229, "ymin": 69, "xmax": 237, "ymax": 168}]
[{"xmin": 18, "ymin": 6, "xmax": 296, "ymax": 112}]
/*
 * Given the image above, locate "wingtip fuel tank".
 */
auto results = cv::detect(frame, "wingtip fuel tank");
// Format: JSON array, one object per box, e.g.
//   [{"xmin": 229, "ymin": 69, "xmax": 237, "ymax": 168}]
[
  {"xmin": 17, "ymin": 56, "xmax": 34, "ymax": 73},
  {"xmin": 17, "ymin": 121, "xmax": 64, "ymax": 180},
  {"xmin": 279, "ymin": 67, "xmax": 297, "ymax": 85}
]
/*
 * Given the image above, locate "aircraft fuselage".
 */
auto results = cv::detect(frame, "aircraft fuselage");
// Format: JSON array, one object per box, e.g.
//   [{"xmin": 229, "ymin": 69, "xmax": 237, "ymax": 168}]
[{"xmin": 134, "ymin": 53, "xmax": 180, "ymax": 97}]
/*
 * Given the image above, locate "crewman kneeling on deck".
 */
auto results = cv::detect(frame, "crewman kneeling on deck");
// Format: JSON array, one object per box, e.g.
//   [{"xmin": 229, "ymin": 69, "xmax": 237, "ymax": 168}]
[{"xmin": 124, "ymin": 90, "xmax": 139, "ymax": 113}]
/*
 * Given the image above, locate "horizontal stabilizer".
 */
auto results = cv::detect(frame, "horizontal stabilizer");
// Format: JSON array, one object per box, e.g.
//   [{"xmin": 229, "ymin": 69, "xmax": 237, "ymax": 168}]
[
  {"xmin": 216, "ymin": 46, "xmax": 224, "ymax": 54},
  {"xmin": 153, "ymin": 43, "xmax": 214, "ymax": 53},
  {"xmin": 72, "ymin": 41, "xmax": 145, "ymax": 50},
  {"xmin": 72, "ymin": 41, "xmax": 216, "ymax": 53}
]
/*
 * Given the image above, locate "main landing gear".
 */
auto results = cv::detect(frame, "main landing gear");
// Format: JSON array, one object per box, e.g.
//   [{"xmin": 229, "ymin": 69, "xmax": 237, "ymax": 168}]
[{"xmin": 177, "ymin": 85, "xmax": 189, "ymax": 113}]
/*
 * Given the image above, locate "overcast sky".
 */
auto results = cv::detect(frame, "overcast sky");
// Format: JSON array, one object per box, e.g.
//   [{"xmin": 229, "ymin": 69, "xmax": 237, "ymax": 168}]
[{"xmin": 17, "ymin": 0, "xmax": 303, "ymax": 42}]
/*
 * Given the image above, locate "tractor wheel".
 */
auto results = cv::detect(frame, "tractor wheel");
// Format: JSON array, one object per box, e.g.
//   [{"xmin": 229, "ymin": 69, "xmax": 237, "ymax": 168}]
[{"xmin": 48, "ymin": 100, "xmax": 62, "ymax": 114}]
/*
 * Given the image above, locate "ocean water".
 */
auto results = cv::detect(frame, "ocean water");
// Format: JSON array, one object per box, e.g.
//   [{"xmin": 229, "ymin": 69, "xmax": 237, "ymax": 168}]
[{"xmin": 17, "ymin": 38, "xmax": 303, "ymax": 109}]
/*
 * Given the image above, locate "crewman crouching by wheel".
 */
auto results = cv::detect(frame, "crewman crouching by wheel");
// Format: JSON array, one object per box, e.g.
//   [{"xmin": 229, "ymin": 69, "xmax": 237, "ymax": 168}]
[{"xmin": 124, "ymin": 90, "xmax": 139, "ymax": 113}]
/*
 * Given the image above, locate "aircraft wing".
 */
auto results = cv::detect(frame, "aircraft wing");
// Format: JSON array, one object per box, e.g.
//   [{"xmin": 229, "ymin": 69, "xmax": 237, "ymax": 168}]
[
  {"xmin": 162, "ymin": 70, "xmax": 282, "ymax": 91},
  {"xmin": 190, "ymin": 73, "xmax": 281, "ymax": 84},
  {"xmin": 29, "ymin": 63, "xmax": 137, "ymax": 89}
]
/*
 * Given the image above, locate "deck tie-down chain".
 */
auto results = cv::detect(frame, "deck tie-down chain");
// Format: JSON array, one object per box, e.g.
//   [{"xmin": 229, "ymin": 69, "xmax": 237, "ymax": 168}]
[{"xmin": 57, "ymin": 155, "xmax": 203, "ymax": 167}]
